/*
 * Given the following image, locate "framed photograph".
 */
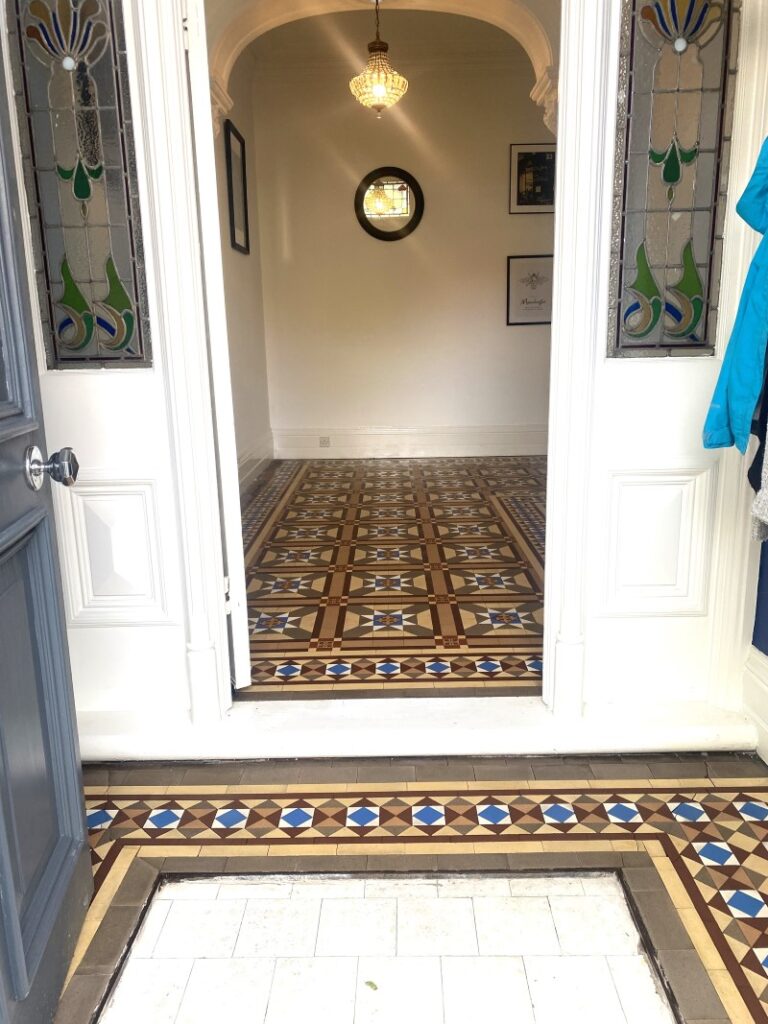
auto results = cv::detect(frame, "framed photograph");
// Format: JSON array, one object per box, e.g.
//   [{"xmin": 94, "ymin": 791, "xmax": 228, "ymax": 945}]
[
  {"xmin": 224, "ymin": 119, "xmax": 250, "ymax": 254},
  {"xmin": 509, "ymin": 143, "xmax": 556, "ymax": 214},
  {"xmin": 507, "ymin": 255, "xmax": 553, "ymax": 325}
]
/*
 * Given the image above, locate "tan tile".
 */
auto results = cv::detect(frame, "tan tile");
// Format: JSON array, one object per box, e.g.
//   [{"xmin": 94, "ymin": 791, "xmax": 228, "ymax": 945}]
[
  {"xmin": 611, "ymin": 840, "xmax": 640, "ymax": 852},
  {"xmin": 336, "ymin": 842, "xmax": 407, "ymax": 856},
  {"xmin": 65, "ymin": 846, "xmax": 137, "ymax": 985},
  {"xmin": 708, "ymin": 969, "xmax": 753, "ymax": 1024},
  {"xmin": 225, "ymin": 784, "xmax": 290, "ymax": 794},
  {"xmin": 138, "ymin": 844, "xmax": 200, "ymax": 857},
  {"xmin": 107, "ymin": 785, "xmax": 169, "ymax": 796},
  {"xmin": 654, "ymin": 857, "xmax": 694, "ymax": 909},
  {"xmin": 642, "ymin": 840, "xmax": 667, "ymax": 858},
  {"xmin": 677, "ymin": 908, "xmax": 725, "ymax": 971}
]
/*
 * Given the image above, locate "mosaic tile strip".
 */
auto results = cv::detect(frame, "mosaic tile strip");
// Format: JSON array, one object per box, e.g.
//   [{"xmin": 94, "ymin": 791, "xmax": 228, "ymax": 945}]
[
  {"xmin": 86, "ymin": 779, "xmax": 768, "ymax": 1019},
  {"xmin": 239, "ymin": 458, "xmax": 546, "ymax": 697}
]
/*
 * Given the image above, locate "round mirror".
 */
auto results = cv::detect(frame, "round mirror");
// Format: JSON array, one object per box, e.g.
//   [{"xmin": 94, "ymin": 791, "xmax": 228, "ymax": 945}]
[{"xmin": 354, "ymin": 167, "xmax": 424, "ymax": 241}]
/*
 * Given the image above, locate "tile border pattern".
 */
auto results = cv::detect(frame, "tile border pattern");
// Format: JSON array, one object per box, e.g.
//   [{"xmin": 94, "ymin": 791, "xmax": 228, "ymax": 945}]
[{"xmin": 58, "ymin": 765, "xmax": 768, "ymax": 1023}]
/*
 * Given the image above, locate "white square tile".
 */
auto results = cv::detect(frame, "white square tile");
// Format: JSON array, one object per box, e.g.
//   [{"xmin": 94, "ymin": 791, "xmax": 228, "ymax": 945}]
[
  {"xmin": 355, "ymin": 957, "xmax": 443, "ymax": 1024},
  {"xmin": 436, "ymin": 876, "xmax": 511, "ymax": 897},
  {"xmin": 474, "ymin": 897, "xmax": 559, "ymax": 955},
  {"xmin": 217, "ymin": 876, "xmax": 293, "ymax": 899},
  {"xmin": 265, "ymin": 957, "xmax": 356, "ymax": 1024},
  {"xmin": 152, "ymin": 899, "xmax": 246, "ymax": 959},
  {"xmin": 581, "ymin": 873, "xmax": 625, "ymax": 897},
  {"xmin": 291, "ymin": 877, "xmax": 366, "ymax": 899},
  {"xmin": 156, "ymin": 880, "xmax": 220, "ymax": 901},
  {"xmin": 235, "ymin": 897, "xmax": 321, "ymax": 957},
  {"xmin": 397, "ymin": 897, "xmax": 478, "ymax": 956},
  {"xmin": 608, "ymin": 955, "xmax": 677, "ymax": 1024},
  {"xmin": 130, "ymin": 900, "xmax": 171, "ymax": 958},
  {"xmin": 549, "ymin": 895, "xmax": 640, "ymax": 955},
  {"xmin": 365, "ymin": 878, "xmax": 438, "ymax": 898},
  {"xmin": 525, "ymin": 955, "xmax": 628, "ymax": 1024},
  {"xmin": 442, "ymin": 956, "xmax": 533, "ymax": 1024},
  {"xmin": 316, "ymin": 897, "xmax": 396, "ymax": 956},
  {"xmin": 507, "ymin": 875, "xmax": 585, "ymax": 896},
  {"xmin": 100, "ymin": 958, "xmax": 192, "ymax": 1024},
  {"xmin": 175, "ymin": 958, "xmax": 276, "ymax": 1024}
]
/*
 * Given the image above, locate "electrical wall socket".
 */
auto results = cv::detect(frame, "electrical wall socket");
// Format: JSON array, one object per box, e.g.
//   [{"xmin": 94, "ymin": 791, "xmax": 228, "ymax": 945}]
[{"xmin": 319, "ymin": 436, "xmax": 331, "ymax": 448}]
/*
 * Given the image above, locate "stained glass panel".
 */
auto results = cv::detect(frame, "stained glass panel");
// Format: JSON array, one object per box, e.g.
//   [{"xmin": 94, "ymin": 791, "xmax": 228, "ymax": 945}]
[
  {"xmin": 7, "ymin": 0, "xmax": 150, "ymax": 366},
  {"xmin": 609, "ymin": 0, "xmax": 740, "ymax": 356}
]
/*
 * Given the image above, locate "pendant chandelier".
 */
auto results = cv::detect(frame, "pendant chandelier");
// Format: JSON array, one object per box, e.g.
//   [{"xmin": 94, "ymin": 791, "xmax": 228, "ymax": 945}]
[{"xmin": 349, "ymin": 0, "xmax": 408, "ymax": 117}]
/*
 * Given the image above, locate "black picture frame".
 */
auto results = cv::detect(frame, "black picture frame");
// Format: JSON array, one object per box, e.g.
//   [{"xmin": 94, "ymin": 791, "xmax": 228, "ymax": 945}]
[
  {"xmin": 224, "ymin": 119, "xmax": 250, "ymax": 254},
  {"xmin": 508, "ymin": 144, "xmax": 556, "ymax": 214},
  {"xmin": 507, "ymin": 255, "xmax": 554, "ymax": 325},
  {"xmin": 354, "ymin": 166, "xmax": 424, "ymax": 242}
]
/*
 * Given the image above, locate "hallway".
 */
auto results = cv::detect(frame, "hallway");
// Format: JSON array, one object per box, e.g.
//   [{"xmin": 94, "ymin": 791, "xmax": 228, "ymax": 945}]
[{"xmin": 239, "ymin": 457, "xmax": 545, "ymax": 699}]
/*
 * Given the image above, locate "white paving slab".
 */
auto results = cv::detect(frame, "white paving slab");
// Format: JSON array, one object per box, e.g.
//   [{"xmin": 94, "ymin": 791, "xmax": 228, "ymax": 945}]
[{"xmin": 98, "ymin": 874, "xmax": 676, "ymax": 1024}]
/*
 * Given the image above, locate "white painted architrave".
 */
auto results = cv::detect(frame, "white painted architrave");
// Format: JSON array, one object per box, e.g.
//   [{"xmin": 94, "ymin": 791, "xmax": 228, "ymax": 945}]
[{"xmin": 121, "ymin": 0, "xmax": 235, "ymax": 718}]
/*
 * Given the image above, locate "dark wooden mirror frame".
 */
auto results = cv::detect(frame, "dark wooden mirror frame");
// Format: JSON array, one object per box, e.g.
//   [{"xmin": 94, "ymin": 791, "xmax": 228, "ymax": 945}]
[{"xmin": 354, "ymin": 166, "xmax": 424, "ymax": 242}]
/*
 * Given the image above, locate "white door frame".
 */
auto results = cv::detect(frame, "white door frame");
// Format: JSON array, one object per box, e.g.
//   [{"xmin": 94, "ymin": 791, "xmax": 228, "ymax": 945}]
[{"xmin": 81, "ymin": 0, "xmax": 768, "ymax": 757}]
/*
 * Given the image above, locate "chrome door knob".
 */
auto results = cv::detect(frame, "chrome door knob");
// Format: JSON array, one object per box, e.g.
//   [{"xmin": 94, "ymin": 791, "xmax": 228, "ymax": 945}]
[{"xmin": 24, "ymin": 445, "xmax": 79, "ymax": 490}]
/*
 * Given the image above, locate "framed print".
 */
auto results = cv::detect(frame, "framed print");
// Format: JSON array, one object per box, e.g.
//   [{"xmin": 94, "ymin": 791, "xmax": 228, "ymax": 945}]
[
  {"xmin": 507, "ymin": 255, "xmax": 553, "ymax": 325},
  {"xmin": 224, "ymin": 119, "xmax": 250, "ymax": 254},
  {"xmin": 509, "ymin": 144, "xmax": 556, "ymax": 214}
]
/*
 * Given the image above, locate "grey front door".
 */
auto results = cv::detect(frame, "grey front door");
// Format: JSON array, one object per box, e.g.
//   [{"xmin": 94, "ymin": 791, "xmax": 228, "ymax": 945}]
[{"xmin": 0, "ymin": 46, "xmax": 91, "ymax": 1024}]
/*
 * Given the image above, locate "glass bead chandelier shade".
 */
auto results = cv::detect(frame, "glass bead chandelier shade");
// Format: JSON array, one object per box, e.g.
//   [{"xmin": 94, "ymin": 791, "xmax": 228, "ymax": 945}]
[{"xmin": 349, "ymin": 1, "xmax": 408, "ymax": 115}]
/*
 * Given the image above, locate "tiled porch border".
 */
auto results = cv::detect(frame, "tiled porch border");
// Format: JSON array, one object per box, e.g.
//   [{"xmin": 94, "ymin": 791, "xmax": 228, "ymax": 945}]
[{"xmin": 58, "ymin": 754, "xmax": 768, "ymax": 1024}]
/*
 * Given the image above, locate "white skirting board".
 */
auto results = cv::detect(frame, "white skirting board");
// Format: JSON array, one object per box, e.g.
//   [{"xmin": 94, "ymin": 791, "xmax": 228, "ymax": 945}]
[
  {"xmin": 237, "ymin": 431, "xmax": 274, "ymax": 491},
  {"xmin": 272, "ymin": 425, "xmax": 548, "ymax": 460}
]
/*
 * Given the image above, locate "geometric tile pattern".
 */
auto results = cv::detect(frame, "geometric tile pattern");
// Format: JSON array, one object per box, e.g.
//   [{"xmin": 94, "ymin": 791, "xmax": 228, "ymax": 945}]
[
  {"xmin": 239, "ymin": 457, "xmax": 546, "ymax": 698},
  {"xmin": 86, "ymin": 777, "xmax": 768, "ymax": 1020}
]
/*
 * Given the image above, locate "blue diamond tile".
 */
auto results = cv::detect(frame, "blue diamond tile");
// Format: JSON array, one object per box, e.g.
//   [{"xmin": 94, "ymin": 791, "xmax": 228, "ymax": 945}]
[
  {"xmin": 346, "ymin": 806, "xmax": 379, "ymax": 827},
  {"xmin": 412, "ymin": 805, "xmax": 445, "ymax": 826},
  {"xmin": 526, "ymin": 658, "xmax": 543, "ymax": 673},
  {"xmin": 737, "ymin": 801, "xmax": 768, "ymax": 821},
  {"xmin": 146, "ymin": 809, "xmax": 181, "ymax": 829},
  {"xmin": 376, "ymin": 661, "xmax": 401, "ymax": 676},
  {"xmin": 477, "ymin": 804, "xmax": 511, "ymax": 825},
  {"xmin": 725, "ymin": 889, "xmax": 768, "ymax": 918},
  {"xmin": 214, "ymin": 808, "xmax": 247, "ymax": 829},
  {"xmin": 425, "ymin": 661, "xmax": 451, "ymax": 675},
  {"xmin": 542, "ymin": 803, "xmax": 576, "ymax": 824},
  {"xmin": 279, "ymin": 807, "xmax": 314, "ymax": 828},
  {"xmin": 326, "ymin": 662, "xmax": 351, "ymax": 677},
  {"xmin": 87, "ymin": 809, "xmax": 116, "ymax": 830},
  {"xmin": 695, "ymin": 842, "xmax": 735, "ymax": 866},
  {"xmin": 670, "ymin": 802, "xmax": 708, "ymax": 823},
  {"xmin": 605, "ymin": 802, "xmax": 639, "ymax": 823},
  {"xmin": 476, "ymin": 659, "xmax": 502, "ymax": 674},
  {"xmin": 276, "ymin": 663, "xmax": 301, "ymax": 679}
]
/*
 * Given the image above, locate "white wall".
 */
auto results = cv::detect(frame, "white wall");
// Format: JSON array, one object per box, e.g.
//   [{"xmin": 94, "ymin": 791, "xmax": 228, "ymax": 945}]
[
  {"xmin": 239, "ymin": 12, "xmax": 554, "ymax": 458},
  {"xmin": 215, "ymin": 51, "xmax": 272, "ymax": 481}
]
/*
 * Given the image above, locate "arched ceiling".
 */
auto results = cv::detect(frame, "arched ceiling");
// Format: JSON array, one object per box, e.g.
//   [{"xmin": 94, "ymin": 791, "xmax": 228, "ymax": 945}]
[{"xmin": 205, "ymin": 0, "xmax": 560, "ymax": 133}]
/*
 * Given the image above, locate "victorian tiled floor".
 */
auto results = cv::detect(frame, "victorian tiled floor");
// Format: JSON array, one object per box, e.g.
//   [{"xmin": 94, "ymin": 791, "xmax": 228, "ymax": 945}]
[
  {"xmin": 58, "ymin": 753, "xmax": 768, "ymax": 1024},
  {"xmin": 97, "ymin": 873, "xmax": 676, "ymax": 1023},
  {"xmin": 238, "ymin": 458, "xmax": 546, "ymax": 699}
]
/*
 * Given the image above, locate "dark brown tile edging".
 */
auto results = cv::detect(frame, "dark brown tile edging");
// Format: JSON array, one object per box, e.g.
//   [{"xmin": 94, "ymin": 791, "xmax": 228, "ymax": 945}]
[
  {"xmin": 55, "ymin": 851, "xmax": 723, "ymax": 1024},
  {"xmin": 81, "ymin": 751, "xmax": 767, "ymax": 788}
]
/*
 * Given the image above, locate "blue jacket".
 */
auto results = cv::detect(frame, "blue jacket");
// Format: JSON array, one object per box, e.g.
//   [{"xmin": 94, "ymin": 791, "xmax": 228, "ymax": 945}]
[{"xmin": 703, "ymin": 137, "xmax": 768, "ymax": 453}]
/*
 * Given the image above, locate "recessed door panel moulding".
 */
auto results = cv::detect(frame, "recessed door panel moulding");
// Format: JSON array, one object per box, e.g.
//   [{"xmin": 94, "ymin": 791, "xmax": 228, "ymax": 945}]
[{"xmin": 604, "ymin": 466, "xmax": 718, "ymax": 616}]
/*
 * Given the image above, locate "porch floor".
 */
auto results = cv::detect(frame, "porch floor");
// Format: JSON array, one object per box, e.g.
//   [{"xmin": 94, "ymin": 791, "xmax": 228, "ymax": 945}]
[{"xmin": 237, "ymin": 457, "xmax": 545, "ymax": 700}]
